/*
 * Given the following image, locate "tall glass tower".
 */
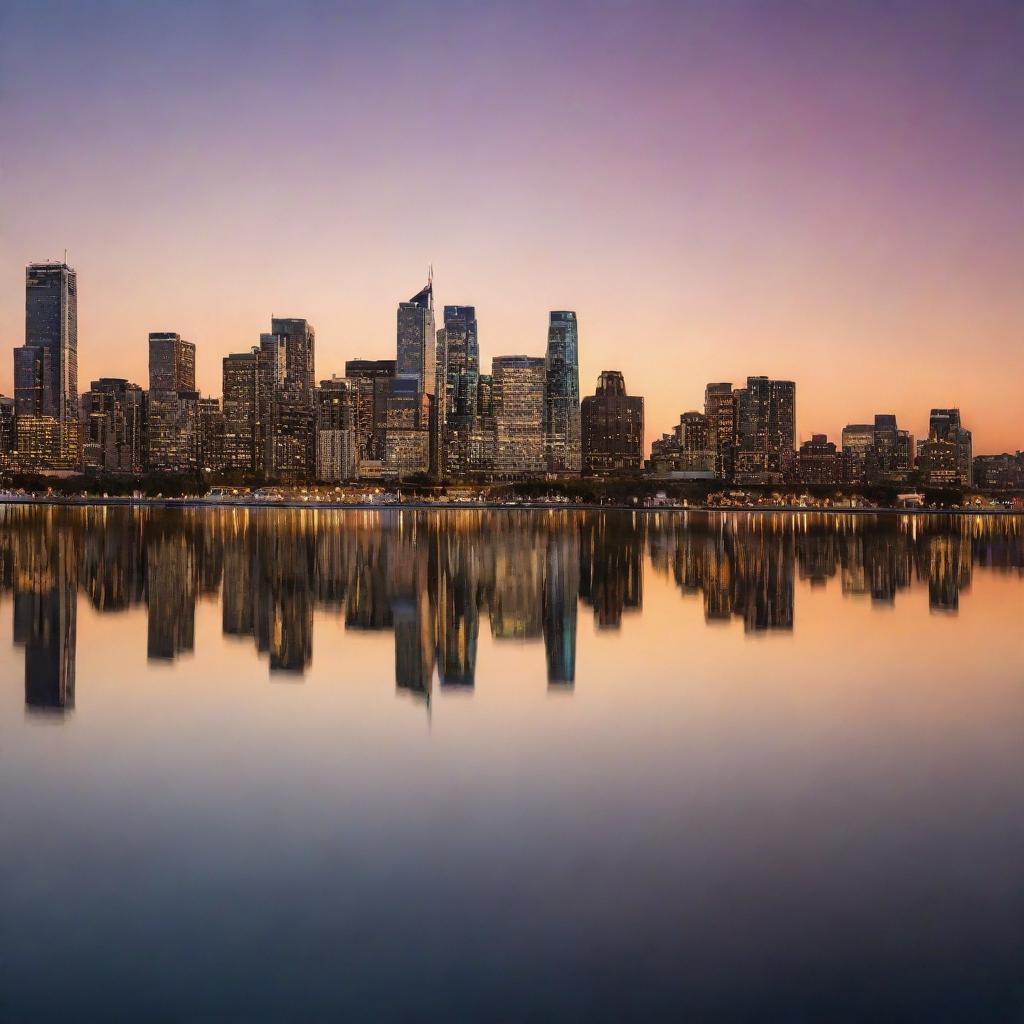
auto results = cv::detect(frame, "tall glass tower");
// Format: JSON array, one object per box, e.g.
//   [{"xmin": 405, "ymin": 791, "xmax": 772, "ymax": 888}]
[
  {"xmin": 396, "ymin": 277, "xmax": 435, "ymax": 395},
  {"xmin": 440, "ymin": 305, "xmax": 479, "ymax": 428},
  {"xmin": 25, "ymin": 261, "xmax": 77, "ymax": 422},
  {"xmin": 543, "ymin": 310, "xmax": 581, "ymax": 472}
]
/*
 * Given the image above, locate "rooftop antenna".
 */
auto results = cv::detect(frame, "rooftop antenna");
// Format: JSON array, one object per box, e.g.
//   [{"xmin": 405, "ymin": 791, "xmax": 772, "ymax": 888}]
[{"xmin": 428, "ymin": 263, "xmax": 433, "ymax": 287}]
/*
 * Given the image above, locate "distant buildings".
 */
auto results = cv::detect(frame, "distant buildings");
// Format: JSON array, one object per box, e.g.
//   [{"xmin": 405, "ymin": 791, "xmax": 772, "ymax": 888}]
[
  {"xmin": 0, "ymin": 258, "xmax": 1012, "ymax": 490},
  {"xmin": 581, "ymin": 371, "xmax": 644, "ymax": 473}
]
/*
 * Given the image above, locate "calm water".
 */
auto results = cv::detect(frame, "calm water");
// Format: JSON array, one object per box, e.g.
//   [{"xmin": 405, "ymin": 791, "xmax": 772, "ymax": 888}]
[{"xmin": 2, "ymin": 505, "xmax": 1023, "ymax": 1022}]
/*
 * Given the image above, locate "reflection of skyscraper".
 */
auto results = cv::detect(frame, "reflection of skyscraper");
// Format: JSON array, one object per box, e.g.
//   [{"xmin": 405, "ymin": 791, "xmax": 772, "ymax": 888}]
[
  {"xmin": 12, "ymin": 523, "xmax": 78, "ymax": 714},
  {"xmin": 580, "ymin": 514, "xmax": 643, "ymax": 629},
  {"xmin": 437, "ymin": 530, "xmax": 479, "ymax": 687},
  {"xmin": 145, "ymin": 528, "xmax": 196, "ymax": 661},
  {"xmin": 543, "ymin": 530, "xmax": 579, "ymax": 685}
]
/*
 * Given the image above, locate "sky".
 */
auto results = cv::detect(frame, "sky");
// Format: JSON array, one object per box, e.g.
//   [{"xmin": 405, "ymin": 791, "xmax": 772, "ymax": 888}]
[{"xmin": 0, "ymin": 0, "xmax": 1021, "ymax": 451}]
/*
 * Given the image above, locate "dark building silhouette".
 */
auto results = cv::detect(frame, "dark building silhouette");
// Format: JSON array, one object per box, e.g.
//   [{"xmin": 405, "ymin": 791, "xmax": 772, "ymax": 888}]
[{"xmin": 581, "ymin": 370, "xmax": 644, "ymax": 474}]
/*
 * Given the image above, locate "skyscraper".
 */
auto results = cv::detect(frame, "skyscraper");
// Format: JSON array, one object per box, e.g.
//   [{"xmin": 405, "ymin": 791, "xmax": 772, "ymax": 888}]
[
  {"xmin": 842, "ymin": 423, "xmax": 876, "ymax": 483},
  {"xmin": 148, "ymin": 332, "xmax": 196, "ymax": 392},
  {"xmin": 265, "ymin": 319, "xmax": 316, "ymax": 479},
  {"xmin": 83, "ymin": 378, "xmax": 144, "ymax": 473},
  {"xmin": 580, "ymin": 370, "xmax": 644, "ymax": 473},
  {"xmin": 437, "ymin": 305, "xmax": 480, "ymax": 477},
  {"xmin": 25, "ymin": 262, "xmax": 77, "ymax": 423},
  {"xmin": 492, "ymin": 356, "xmax": 546, "ymax": 475},
  {"xmin": 316, "ymin": 376, "xmax": 358, "ymax": 481},
  {"xmin": 222, "ymin": 349, "xmax": 263, "ymax": 474},
  {"xmin": 396, "ymin": 277, "xmax": 435, "ymax": 395},
  {"xmin": 147, "ymin": 333, "xmax": 199, "ymax": 472},
  {"xmin": 544, "ymin": 311, "xmax": 581, "ymax": 473},
  {"xmin": 919, "ymin": 408, "xmax": 972, "ymax": 487},
  {"xmin": 272, "ymin": 317, "xmax": 315, "ymax": 394},
  {"xmin": 13, "ymin": 345, "xmax": 50, "ymax": 417},
  {"xmin": 734, "ymin": 376, "xmax": 796, "ymax": 482},
  {"xmin": 704, "ymin": 383, "xmax": 737, "ymax": 480}
]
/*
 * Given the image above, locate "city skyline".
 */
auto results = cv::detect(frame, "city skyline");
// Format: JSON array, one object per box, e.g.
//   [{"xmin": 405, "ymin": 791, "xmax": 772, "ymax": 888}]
[{"xmin": 2, "ymin": 2, "xmax": 1022, "ymax": 452}]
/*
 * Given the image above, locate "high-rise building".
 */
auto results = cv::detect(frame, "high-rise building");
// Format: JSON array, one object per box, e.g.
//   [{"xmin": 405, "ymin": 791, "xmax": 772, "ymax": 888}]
[
  {"xmin": 345, "ymin": 358, "xmax": 396, "ymax": 465},
  {"xmin": 315, "ymin": 377, "xmax": 358, "ymax": 482},
  {"xmin": 148, "ymin": 332, "xmax": 195, "ymax": 392},
  {"xmin": 147, "ymin": 389, "xmax": 199, "ymax": 472},
  {"xmin": 650, "ymin": 411, "xmax": 714, "ymax": 477},
  {"xmin": 734, "ymin": 377, "xmax": 796, "ymax": 482},
  {"xmin": 272, "ymin": 317, "xmax": 315, "ymax": 394},
  {"xmin": 0, "ymin": 396, "xmax": 15, "ymax": 465},
  {"xmin": 492, "ymin": 356, "xmax": 546, "ymax": 476},
  {"xmin": 704, "ymin": 383, "xmax": 737, "ymax": 480},
  {"xmin": 918, "ymin": 408, "xmax": 972, "ymax": 487},
  {"xmin": 580, "ymin": 371, "xmax": 644, "ymax": 473},
  {"xmin": 798, "ymin": 434, "xmax": 841, "ymax": 485},
  {"xmin": 147, "ymin": 332, "xmax": 199, "ymax": 472},
  {"xmin": 25, "ymin": 262, "xmax": 77, "ymax": 424},
  {"xmin": 264, "ymin": 319, "xmax": 316, "ymax": 479},
  {"xmin": 437, "ymin": 305, "xmax": 480, "ymax": 477},
  {"xmin": 14, "ymin": 345, "xmax": 51, "ymax": 417},
  {"xmin": 396, "ymin": 277, "xmax": 435, "ymax": 395},
  {"xmin": 842, "ymin": 423, "xmax": 876, "ymax": 483},
  {"xmin": 82, "ymin": 378, "xmax": 144, "ymax": 473},
  {"xmin": 198, "ymin": 397, "xmax": 226, "ymax": 473},
  {"xmin": 544, "ymin": 311, "xmax": 581, "ymax": 473},
  {"xmin": 383, "ymin": 378, "xmax": 431, "ymax": 478},
  {"xmin": 222, "ymin": 349, "xmax": 263, "ymax": 474}
]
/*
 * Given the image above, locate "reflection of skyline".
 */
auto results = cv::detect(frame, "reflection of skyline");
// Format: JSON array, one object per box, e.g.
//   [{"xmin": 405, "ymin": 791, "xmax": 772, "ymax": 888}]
[{"xmin": 2, "ymin": 507, "xmax": 1023, "ymax": 713}]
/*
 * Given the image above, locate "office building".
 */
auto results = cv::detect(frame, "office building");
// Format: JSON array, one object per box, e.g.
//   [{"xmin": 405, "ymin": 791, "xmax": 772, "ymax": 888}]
[
  {"xmin": 396, "ymin": 277, "xmax": 435, "ymax": 395},
  {"xmin": 650, "ymin": 411, "xmax": 715, "ymax": 477},
  {"xmin": 580, "ymin": 371, "xmax": 644, "ymax": 474},
  {"xmin": 316, "ymin": 377, "xmax": 358, "ymax": 481},
  {"xmin": 222, "ymin": 349, "xmax": 263, "ymax": 474},
  {"xmin": 25, "ymin": 261, "xmax": 78, "ymax": 428},
  {"xmin": 798, "ymin": 434, "xmax": 841, "ymax": 485},
  {"xmin": 705, "ymin": 383, "xmax": 737, "ymax": 480},
  {"xmin": 734, "ymin": 376, "xmax": 795, "ymax": 482},
  {"xmin": 492, "ymin": 356, "xmax": 546, "ymax": 476},
  {"xmin": 543, "ymin": 311, "xmax": 581, "ymax": 473},
  {"xmin": 82, "ymin": 378, "xmax": 144, "ymax": 473}
]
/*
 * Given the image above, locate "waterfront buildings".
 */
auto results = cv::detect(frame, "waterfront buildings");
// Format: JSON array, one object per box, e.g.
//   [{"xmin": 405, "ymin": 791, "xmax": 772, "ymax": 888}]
[
  {"xmin": 798, "ymin": 434, "xmax": 842, "ymax": 485},
  {"xmin": 0, "ymin": 259, "xmax": 1011, "ymax": 491},
  {"xmin": 580, "ymin": 371, "xmax": 644, "ymax": 473},
  {"xmin": 918, "ymin": 408, "xmax": 973, "ymax": 487},
  {"xmin": 146, "ymin": 332, "xmax": 199, "ymax": 472},
  {"xmin": 543, "ymin": 311, "xmax": 582, "ymax": 473},
  {"xmin": 396, "ymin": 278, "xmax": 435, "ymax": 396},
  {"xmin": 82, "ymin": 378, "xmax": 144, "ymax": 473},
  {"xmin": 492, "ymin": 356, "xmax": 546, "ymax": 476},
  {"xmin": 704, "ymin": 383, "xmax": 736, "ymax": 481},
  {"xmin": 733, "ymin": 376, "xmax": 796, "ymax": 483}
]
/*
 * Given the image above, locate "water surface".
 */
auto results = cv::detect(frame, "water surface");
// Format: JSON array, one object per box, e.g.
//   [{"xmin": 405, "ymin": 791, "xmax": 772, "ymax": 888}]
[{"xmin": 1, "ymin": 507, "xmax": 1023, "ymax": 1022}]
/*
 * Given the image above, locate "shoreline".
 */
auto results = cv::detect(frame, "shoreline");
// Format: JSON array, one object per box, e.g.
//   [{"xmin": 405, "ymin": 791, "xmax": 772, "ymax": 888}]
[{"xmin": 0, "ymin": 495, "xmax": 1020, "ymax": 516}]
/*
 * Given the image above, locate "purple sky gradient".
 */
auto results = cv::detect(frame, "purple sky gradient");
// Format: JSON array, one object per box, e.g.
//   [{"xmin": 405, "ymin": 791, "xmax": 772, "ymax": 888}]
[{"xmin": 1, "ymin": 0, "xmax": 1022, "ymax": 450}]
